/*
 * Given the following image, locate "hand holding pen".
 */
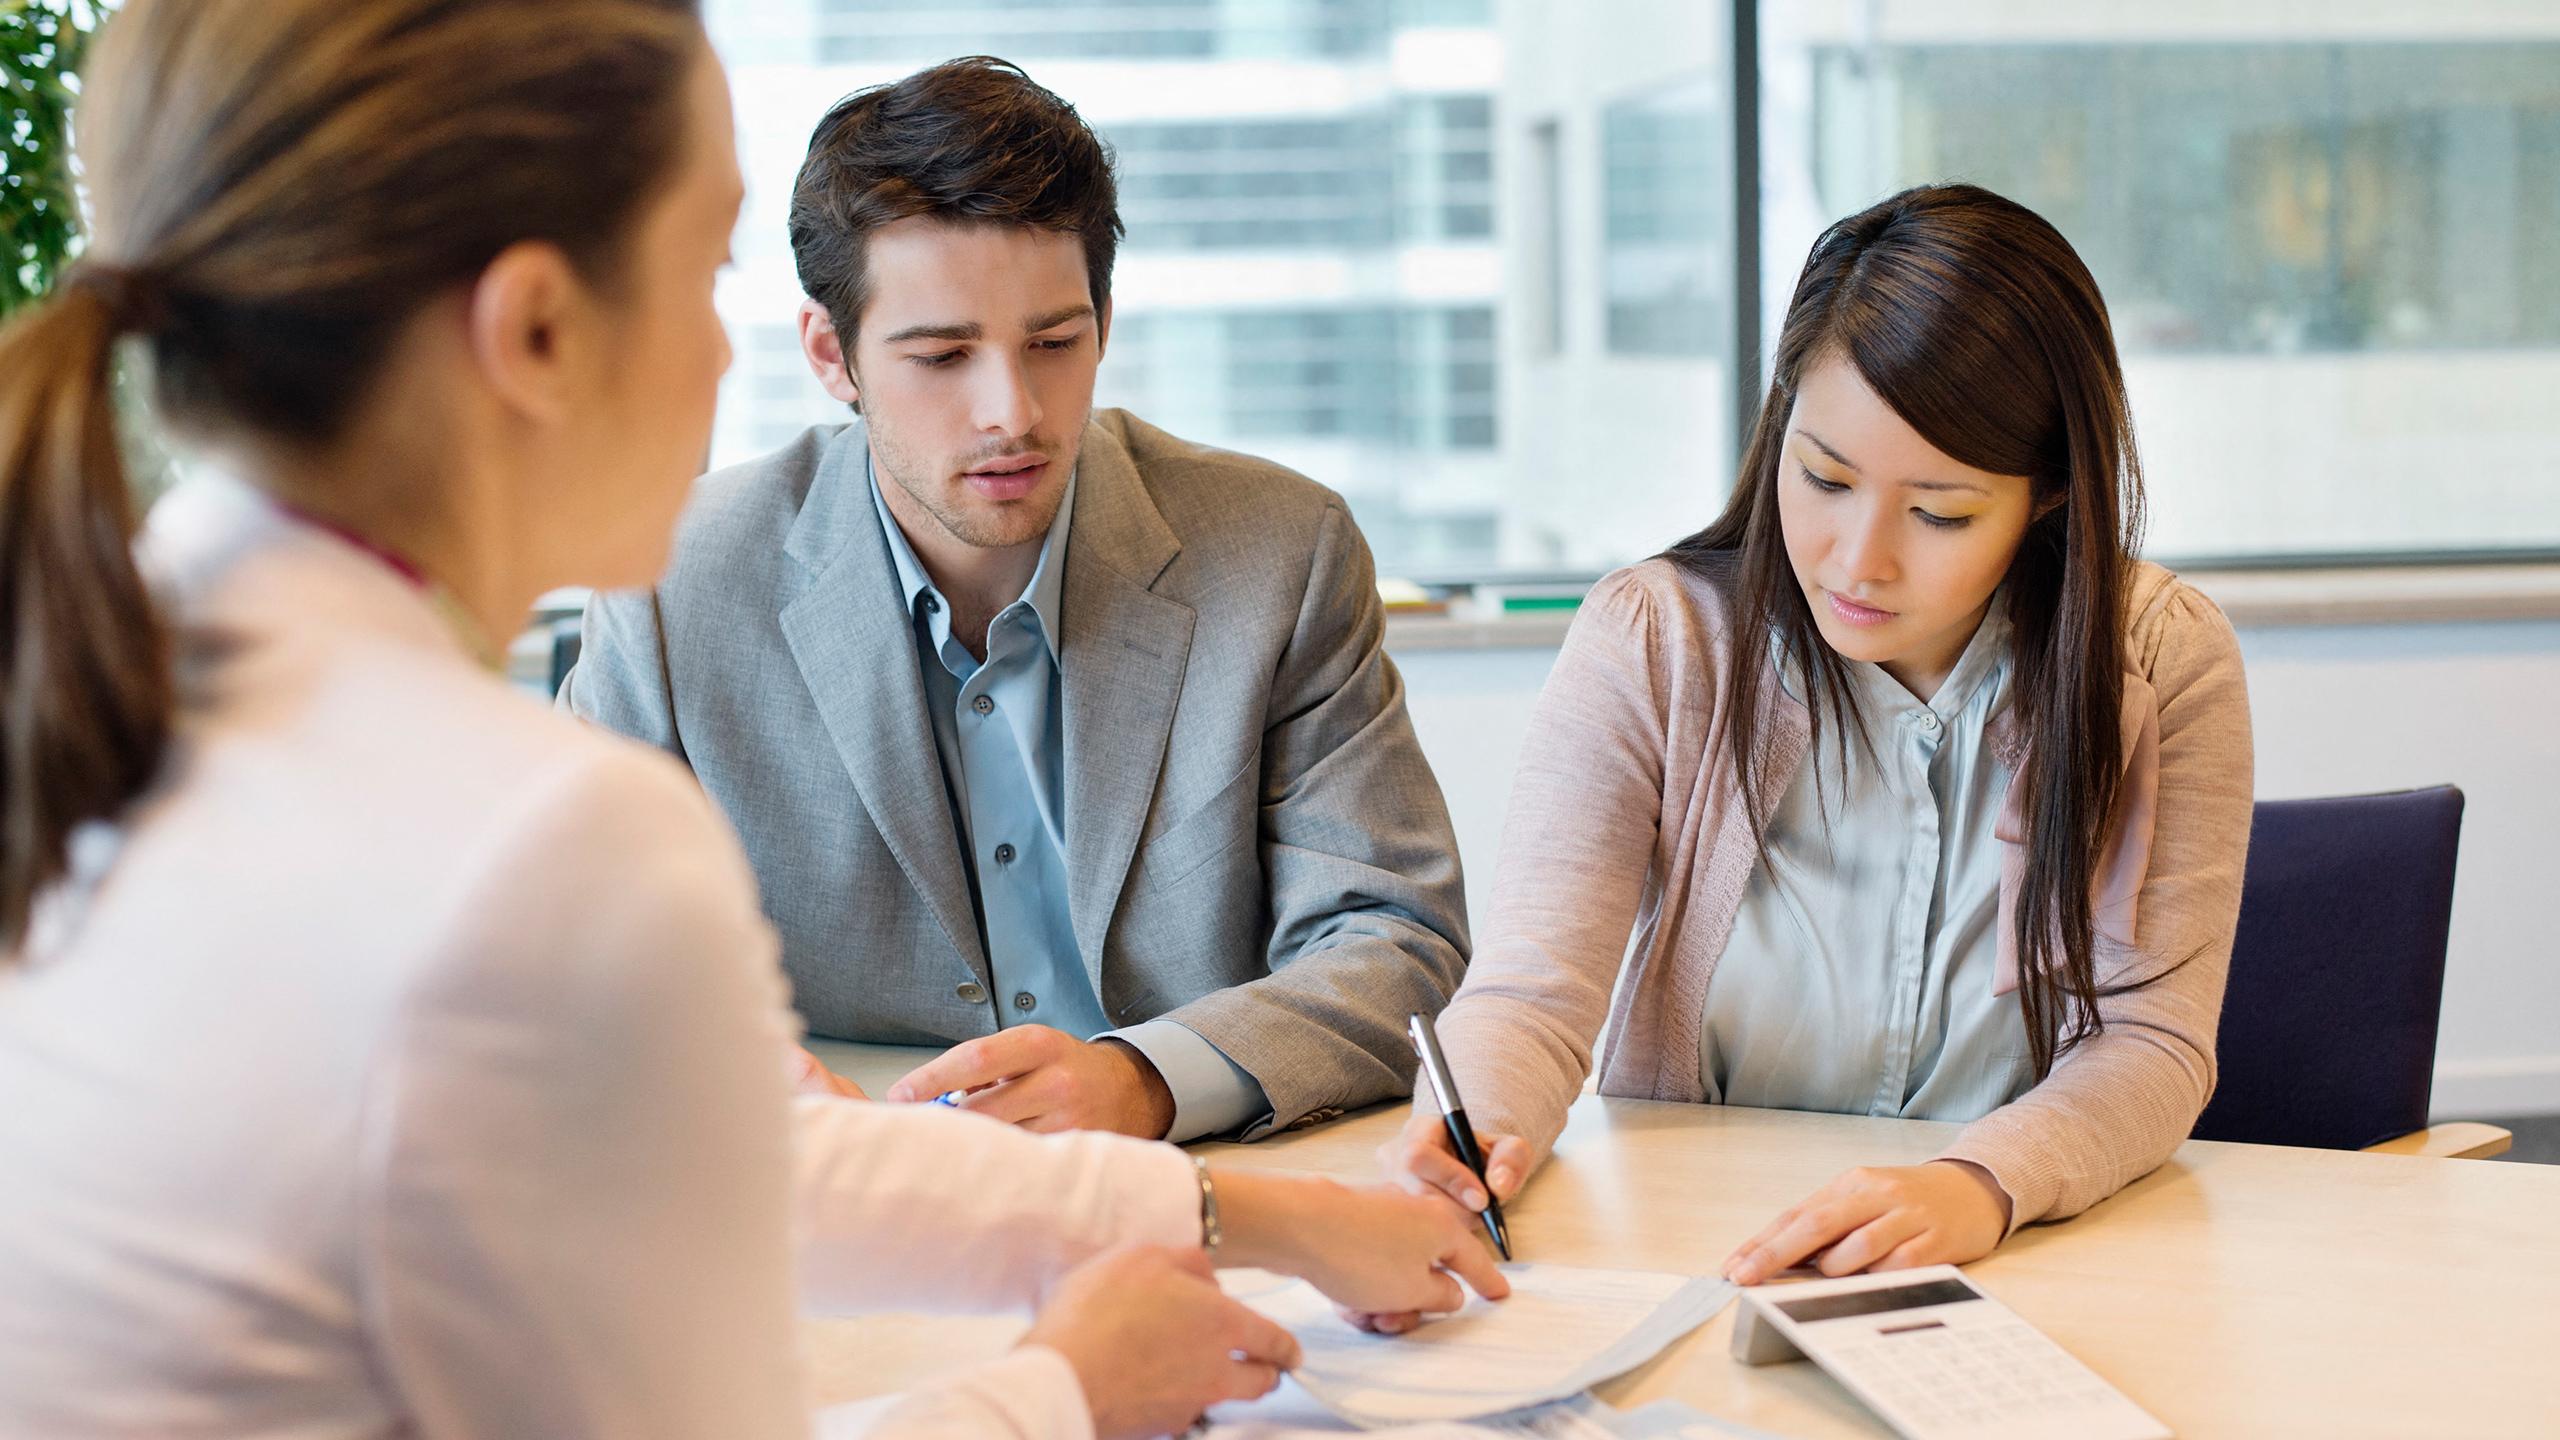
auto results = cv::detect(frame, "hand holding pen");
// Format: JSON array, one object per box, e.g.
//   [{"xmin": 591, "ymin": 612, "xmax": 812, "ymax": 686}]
[{"xmin": 1396, "ymin": 1012, "xmax": 1525, "ymax": 1262}]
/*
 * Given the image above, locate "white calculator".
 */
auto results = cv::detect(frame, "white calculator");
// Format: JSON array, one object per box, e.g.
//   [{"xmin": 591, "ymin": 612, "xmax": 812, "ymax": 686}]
[{"xmin": 1729, "ymin": 1265, "xmax": 2169, "ymax": 1440}]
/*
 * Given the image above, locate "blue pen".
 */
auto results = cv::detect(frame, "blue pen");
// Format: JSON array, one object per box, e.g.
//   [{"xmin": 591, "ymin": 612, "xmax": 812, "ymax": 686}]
[{"xmin": 933, "ymin": 1090, "xmax": 966, "ymax": 1107}]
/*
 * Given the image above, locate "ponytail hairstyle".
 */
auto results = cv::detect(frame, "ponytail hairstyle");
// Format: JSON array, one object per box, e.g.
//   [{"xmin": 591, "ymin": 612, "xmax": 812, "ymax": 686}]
[
  {"xmin": 1665, "ymin": 183, "xmax": 2145, "ymax": 1077},
  {"xmin": 0, "ymin": 0, "xmax": 706, "ymax": 956}
]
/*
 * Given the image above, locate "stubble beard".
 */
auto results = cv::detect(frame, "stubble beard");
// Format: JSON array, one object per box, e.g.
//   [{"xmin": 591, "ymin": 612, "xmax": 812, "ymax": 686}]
[{"xmin": 868, "ymin": 410, "xmax": 1078, "ymax": 552}]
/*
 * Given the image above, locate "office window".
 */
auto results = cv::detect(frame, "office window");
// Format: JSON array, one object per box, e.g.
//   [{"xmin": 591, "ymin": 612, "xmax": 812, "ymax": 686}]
[
  {"xmin": 1762, "ymin": 7, "xmax": 2560, "ymax": 560},
  {"xmin": 807, "ymin": 1, "xmax": 1388, "ymax": 64},
  {"xmin": 704, "ymin": 2, "xmax": 2552, "ymax": 581}
]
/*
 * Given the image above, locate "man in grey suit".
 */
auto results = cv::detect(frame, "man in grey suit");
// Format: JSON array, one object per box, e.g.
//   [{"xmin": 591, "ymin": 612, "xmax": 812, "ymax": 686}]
[{"xmin": 562, "ymin": 57, "xmax": 1468, "ymax": 1142}]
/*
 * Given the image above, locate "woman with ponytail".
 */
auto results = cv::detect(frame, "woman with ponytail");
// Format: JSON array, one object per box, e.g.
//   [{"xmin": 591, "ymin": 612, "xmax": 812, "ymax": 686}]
[
  {"xmin": 0, "ymin": 4, "xmax": 1503, "ymax": 1436},
  {"xmin": 1377, "ymin": 184, "xmax": 2254, "ymax": 1294}
]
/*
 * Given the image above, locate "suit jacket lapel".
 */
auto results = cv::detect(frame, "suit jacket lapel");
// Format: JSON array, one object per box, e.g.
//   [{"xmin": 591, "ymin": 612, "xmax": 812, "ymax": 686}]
[
  {"xmin": 1059, "ymin": 418, "xmax": 1195, "ymax": 986},
  {"xmin": 777, "ymin": 424, "xmax": 989, "ymax": 985}
]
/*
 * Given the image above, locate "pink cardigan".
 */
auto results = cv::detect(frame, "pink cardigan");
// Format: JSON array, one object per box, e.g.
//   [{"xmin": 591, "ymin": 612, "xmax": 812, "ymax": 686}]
[{"xmin": 1434, "ymin": 558, "xmax": 2255, "ymax": 1232}]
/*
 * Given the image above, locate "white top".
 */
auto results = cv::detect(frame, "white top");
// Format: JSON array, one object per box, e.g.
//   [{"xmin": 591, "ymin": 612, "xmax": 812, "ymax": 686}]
[
  {"xmin": 0, "ymin": 473, "xmax": 1197, "ymax": 1440},
  {"xmin": 1698, "ymin": 599, "xmax": 2035, "ymax": 1119}
]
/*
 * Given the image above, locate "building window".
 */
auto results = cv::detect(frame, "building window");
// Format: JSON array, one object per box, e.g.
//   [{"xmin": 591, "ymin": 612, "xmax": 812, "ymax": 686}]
[{"xmin": 1602, "ymin": 75, "xmax": 1722, "ymax": 357}]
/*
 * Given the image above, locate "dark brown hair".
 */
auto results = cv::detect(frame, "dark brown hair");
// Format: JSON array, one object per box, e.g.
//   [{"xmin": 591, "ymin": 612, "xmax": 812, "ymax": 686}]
[
  {"xmin": 788, "ymin": 55, "xmax": 1122, "ymax": 348},
  {"xmin": 1666, "ymin": 183, "xmax": 2146, "ymax": 1077},
  {"xmin": 0, "ymin": 0, "xmax": 705, "ymax": 956}
]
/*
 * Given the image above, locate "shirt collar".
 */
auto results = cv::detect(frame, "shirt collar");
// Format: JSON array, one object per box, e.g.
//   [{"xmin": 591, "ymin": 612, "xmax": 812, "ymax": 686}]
[
  {"xmin": 865, "ymin": 443, "xmax": 1076, "ymax": 666},
  {"xmin": 1923, "ymin": 587, "xmax": 2012, "ymax": 719}
]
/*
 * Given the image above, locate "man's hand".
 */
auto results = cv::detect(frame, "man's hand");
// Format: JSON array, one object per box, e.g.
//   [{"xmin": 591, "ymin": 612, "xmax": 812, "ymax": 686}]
[
  {"xmin": 886, "ymin": 1025, "xmax": 1177, "ymax": 1138},
  {"xmin": 791, "ymin": 1044, "xmax": 868, "ymax": 1101},
  {"xmin": 1722, "ymin": 1160, "xmax": 2012, "ymax": 1286}
]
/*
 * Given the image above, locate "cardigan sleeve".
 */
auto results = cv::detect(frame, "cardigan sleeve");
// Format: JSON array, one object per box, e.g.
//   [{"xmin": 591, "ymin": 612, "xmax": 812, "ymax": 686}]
[
  {"xmin": 1937, "ymin": 581, "xmax": 2254, "ymax": 1231},
  {"xmin": 1431, "ymin": 567, "xmax": 1677, "ymax": 1167}
]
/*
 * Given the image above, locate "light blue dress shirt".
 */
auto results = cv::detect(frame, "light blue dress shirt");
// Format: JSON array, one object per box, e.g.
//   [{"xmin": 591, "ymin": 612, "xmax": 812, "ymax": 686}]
[
  {"xmin": 866, "ymin": 456, "xmax": 1270, "ymax": 1141},
  {"xmin": 1698, "ymin": 596, "xmax": 2038, "ymax": 1121}
]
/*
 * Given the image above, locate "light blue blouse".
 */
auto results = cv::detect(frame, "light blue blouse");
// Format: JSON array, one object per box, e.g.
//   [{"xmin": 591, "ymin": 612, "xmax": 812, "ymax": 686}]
[{"xmin": 1697, "ymin": 598, "xmax": 2037, "ymax": 1121}]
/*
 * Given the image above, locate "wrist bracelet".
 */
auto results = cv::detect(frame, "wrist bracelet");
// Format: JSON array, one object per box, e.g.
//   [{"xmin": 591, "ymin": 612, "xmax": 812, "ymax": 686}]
[{"xmin": 1192, "ymin": 1154, "xmax": 1221, "ymax": 1259}]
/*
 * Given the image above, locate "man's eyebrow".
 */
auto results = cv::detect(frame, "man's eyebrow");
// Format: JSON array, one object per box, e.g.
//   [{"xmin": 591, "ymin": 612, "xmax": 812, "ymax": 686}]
[
  {"xmin": 881, "ymin": 320, "xmax": 982, "ymax": 345},
  {"xmin": 1026, "ymin": 304, "xmax": 1096, "ymax": 333}
]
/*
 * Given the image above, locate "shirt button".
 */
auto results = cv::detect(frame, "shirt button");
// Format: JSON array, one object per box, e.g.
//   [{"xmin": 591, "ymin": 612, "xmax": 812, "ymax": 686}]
[
  {"xmin": 972, "ymin": 695, "xmax": 995, "ymax": 716},
  {"xmin": 1013, "ymin": 991, "xmax": 1037, "ymax": 1012},
  {"xmin": 1916, "ymin": 712, "xmax": 1942, "ymax": 735},
  {"xmin": 955, "ymin": 982, "xmax": 987, "ymax": 1004},
  {"xmin": 993, "ymin": 843, "xmax": 1017, "ymax": 865},
  {"xmin": 921, "ymin": 594, "xmax": 941, "ymax": 614}
]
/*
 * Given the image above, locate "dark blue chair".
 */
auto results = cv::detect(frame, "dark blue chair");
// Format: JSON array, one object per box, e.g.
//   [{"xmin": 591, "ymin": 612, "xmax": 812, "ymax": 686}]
[{"xmin": 2192, "ymin": 786, "xmax": 2507, "ymax": 1157}]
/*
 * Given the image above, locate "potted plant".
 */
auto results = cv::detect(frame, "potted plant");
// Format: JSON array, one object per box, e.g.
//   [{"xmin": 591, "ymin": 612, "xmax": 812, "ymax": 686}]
[{"xmin": 3, "ymin": 0, "xmax": 112, "ymax": 315}]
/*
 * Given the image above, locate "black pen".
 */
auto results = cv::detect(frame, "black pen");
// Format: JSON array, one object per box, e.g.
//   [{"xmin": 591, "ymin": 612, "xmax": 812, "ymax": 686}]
[{"xmin": 1407, "ymin": 1011, "xmax": 1512, "ymax": 1261}]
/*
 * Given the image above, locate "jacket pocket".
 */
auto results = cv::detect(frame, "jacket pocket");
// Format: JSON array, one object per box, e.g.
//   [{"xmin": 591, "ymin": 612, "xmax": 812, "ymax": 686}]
[{"xmin": 1137, "ymin": 755, "xmax": 1259, "ymax": 890}]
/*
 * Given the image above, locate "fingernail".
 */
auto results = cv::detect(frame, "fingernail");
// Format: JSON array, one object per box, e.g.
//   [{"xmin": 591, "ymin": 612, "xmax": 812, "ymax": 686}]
[
  {"xmin": 1463, "ymin": 1188, "xmax": 1485, "ymax": 1209},
  {"xmin": 1490, "ymin": 1167, "xmax": 1512, "ymax": 1190}
]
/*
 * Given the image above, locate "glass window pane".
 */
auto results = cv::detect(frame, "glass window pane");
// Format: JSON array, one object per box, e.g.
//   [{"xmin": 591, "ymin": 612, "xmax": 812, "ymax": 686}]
[
  {"xmin": 1761, "ymin": 4, "xmax": 2560, "ymax": 560},
  {"xmin": 1494, "ymin": 3, "xmax": 1739, "ymax": 571},
  {"xmin": 1603, "ymin": 74, "xmax": 1724, "ymax": 357}
]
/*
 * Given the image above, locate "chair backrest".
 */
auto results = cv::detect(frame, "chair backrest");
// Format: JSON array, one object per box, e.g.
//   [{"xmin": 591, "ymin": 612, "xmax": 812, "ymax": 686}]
[{"xmin": 2190, "ymin": 786, "xmax": 2465, "ymax": 1150}]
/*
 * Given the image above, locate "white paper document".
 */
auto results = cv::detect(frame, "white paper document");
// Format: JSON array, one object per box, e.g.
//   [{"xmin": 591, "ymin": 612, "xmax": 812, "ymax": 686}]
[
  {"xmin": 1216, "ymin": 1264, "xmax": 1737, "ymax": 1430},
  {"xmin": 1206, "ymin": 1394, "xmax": 1782, "ymax": 1439},
  {"xmin": 819, "ymin": 1364, "xmax": 1775, "ymax": 1440}
]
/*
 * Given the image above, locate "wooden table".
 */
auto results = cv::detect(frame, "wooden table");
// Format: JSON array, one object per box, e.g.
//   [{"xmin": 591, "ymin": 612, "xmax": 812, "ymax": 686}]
[{"xmin": 803, "ymin": 1041, "xmax": 2559, "ymax": 1437}]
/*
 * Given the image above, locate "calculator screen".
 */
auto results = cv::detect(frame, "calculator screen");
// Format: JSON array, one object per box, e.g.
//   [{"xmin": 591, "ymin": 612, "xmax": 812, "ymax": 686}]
[{"xmin": 1775, "ymin": 1277, "xmax": 1982, "ymax": 1324}]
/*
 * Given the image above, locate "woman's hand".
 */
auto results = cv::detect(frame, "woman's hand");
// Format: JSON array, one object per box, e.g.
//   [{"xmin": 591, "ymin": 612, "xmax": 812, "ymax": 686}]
[
  {"xmin": 1215, "ymin": 1174, "xmax": 1510, "ymax": 1335},
  {"xmin": 1723, "ymin": 1160, "xmax": 2012, "ymax": 1286},
  {"xmin": 1374, "ymin": 1106, "xmax": 1532, "ymax": 1214},
  {"xmin": 1023, "ymin": 1244, "xmax": 1301, "ymax": 1440}
]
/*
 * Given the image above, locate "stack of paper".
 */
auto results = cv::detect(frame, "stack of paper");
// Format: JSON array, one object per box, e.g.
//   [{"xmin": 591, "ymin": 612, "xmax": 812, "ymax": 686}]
[
  {"xmin": 1212, "ymin": 1263, "xmax": 1737, "ymax": 1430},
  {"xmin": 815, "ymin": 1265, "xmax": 1748, "ymax": 1439},
  {"xmin": 1207, "ymin": 1396, "xmax": 1779, "ymax": 1439}
]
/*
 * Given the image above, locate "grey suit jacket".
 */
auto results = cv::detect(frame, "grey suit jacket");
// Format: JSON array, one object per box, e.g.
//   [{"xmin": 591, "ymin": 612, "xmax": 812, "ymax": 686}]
[{"xmin": 562, "ymin": 410, "xmax": 1470, "ymax": 1135}]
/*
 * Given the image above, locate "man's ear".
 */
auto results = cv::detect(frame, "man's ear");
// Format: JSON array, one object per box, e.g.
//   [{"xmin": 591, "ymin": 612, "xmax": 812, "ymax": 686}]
[
  {"xmin": 797, "ymin": 297, "xmax": 861, "ymax": 408},
  {"xmin": 464, "ymin": 240, "xmax": 586, "ymax": 426}
]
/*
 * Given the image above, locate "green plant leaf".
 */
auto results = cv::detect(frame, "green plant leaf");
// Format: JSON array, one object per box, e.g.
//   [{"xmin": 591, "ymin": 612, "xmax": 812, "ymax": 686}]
[{"xmin": 0, "ymin": 0, "xmax": 102, "ymax": 317}]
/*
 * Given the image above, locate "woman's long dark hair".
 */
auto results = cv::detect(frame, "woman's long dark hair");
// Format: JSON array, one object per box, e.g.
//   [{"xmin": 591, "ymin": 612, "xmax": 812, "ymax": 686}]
[
  {"xmin": 1666, "ymin": 183, "xmax": 2145, "ymax": 1077},
  {"xmin": 0, "ymin": 0, "xmax": 704, "ymax": 956}
]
